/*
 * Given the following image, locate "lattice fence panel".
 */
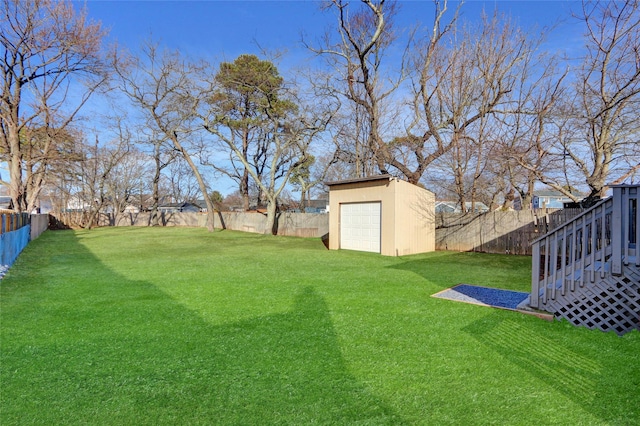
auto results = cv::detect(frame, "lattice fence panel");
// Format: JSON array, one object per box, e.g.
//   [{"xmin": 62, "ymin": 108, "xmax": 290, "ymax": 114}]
[{"xmin": 541, "ymin": 265, "xmax": 640, "ymax": 336}]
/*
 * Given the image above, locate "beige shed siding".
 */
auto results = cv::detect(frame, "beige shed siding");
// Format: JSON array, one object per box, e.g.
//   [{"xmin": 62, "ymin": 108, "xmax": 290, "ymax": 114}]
[
  {"xmin": 328, "ymin": 176, "xmax": 435, "ymax": 256},
  {"xmin": 394, "ymin": 179, "xmax": 435, "ymax": 255},
  {"xmin": 328, "ymin": 179, "xmax": 391, "ymax": 253}
]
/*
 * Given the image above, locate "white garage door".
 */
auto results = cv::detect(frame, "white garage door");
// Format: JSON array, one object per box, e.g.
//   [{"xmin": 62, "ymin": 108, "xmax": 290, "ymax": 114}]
[{"xmin": 340, "ymin": 202, "xmax": 381, "ymax": 253}]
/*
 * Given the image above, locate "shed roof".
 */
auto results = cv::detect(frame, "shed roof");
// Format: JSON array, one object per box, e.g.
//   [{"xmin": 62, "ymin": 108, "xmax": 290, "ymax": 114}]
[{"xmin": 325, "ymin": 174, "xmax": 394, "ymax": 187}]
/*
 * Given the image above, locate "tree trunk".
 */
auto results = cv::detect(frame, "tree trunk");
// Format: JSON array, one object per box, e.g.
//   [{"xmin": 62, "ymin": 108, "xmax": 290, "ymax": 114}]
[
  {"xmin": 150, "ymin": 148, "xmax": 162, "ymax": 226},
  {"xmin": 264, "ymin": 198, "xmax": 278, "ymax": 235},
  {"xmin": 151, "ymin": 177, "xmax": 160, "ymax": 227},
  {"xmin": 241, "ymin": 168, "xmax": 250, "ymax": 211},
  {"xmin": 300, "ymin": 188, "xmax": 307, "ymax": 212},
  {"xmin": 170, "ymin": 135, "xmax": 216, "ymax": 232},
  {"xmin": 9, "ymin": 129, "xmax": 25, "ymax": 212}
]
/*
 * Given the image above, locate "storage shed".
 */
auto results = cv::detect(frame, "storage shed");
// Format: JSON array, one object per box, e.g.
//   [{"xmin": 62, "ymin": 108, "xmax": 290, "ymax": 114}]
[{"xmin": 327, "ymin": 175, "xmax": 435, "ymax": 256}]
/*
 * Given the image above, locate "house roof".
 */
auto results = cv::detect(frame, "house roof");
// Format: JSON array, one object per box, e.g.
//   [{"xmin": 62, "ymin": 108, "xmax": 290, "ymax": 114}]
[
  {"xmin": 436, "ymin": 201, "xmax": 489, "ymax": 211},
  {"xmin": 325, "ymin": 174, "xmax": 394, "ymax": 187},
  {"xmin": 533, "ymin": 189, "xmax": 583, "ymax": 198},
  {"xmin": 306, "ymin": 199, "xmax": 329, "ymax": 208},
  {"xmin": 609, "ymin": 183, "xmax": 640, "ymax": 189},
  {"xmin": 0, "ymin": 196, "xmax": 12, "ymax": 210}
]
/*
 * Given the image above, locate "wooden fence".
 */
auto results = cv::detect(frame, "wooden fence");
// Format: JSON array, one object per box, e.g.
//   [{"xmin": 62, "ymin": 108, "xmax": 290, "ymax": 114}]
[
  {"xmin": 30, "ymin": 214, "xmax": 49, "ymax": 241},
  {"xmin": 0, "ymin": 212, "xmax": 49, "ymax": 267},
  {"xmin": 51, "ymin": 210, "xmax": 330, "ymax": 238},
  {"xmin": 1, "ymin": 212, "xmax": 28, "ymax": 267},
  {"xmin": 51, "ymin": 207, "xmax": 588, "ymax": 256},
  {"xmin": 0, "ymin": 211, "xmax": 31, "ymax": 234},
  {"xmin": 435, "ymin": 209, "xmax": 585, "ymax": 255}
]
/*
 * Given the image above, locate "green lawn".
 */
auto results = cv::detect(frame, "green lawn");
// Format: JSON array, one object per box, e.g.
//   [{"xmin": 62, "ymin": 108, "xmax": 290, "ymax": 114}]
[{"xmin": 1, "ymin": 227, "xmax": 638, "ymax": 425}]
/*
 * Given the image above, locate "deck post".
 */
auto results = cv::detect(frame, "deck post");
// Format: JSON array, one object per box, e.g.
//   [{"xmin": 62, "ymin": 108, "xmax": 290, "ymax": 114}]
[
  {"xmin": 611, "ymin": 187, "xmax": 623, "ymax": 275},
  {"xmin": 531, "ymin": 241, "xmax": 540, "ymax": 309},
  {"xmin": 636, "ymin": 191, "xmax": 639, "ymax": 267}
]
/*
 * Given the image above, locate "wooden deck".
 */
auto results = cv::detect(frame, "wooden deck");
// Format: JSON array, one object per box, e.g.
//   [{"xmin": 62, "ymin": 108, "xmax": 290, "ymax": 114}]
[{"xmin": 529, "ymin": 185, "xmax": 639, "ymax": 335}]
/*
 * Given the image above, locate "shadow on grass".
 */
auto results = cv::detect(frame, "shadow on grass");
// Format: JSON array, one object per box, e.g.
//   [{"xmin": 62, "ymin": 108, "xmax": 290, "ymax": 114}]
[
  {"xmin": 463, "ymin": 314, "xmax": 640, "ymax": 424},
  {"xmin": 388, "ymin": 251, "xmax": 532, "ymax": 292},
  {"xmin": 1, "ymin": 231, "xmax": 403, "ymax": 425}
]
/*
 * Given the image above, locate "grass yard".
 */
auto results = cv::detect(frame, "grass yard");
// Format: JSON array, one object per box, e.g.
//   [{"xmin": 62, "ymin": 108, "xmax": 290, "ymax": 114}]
[{"xmin": 1, "ymin": 227, "xmax": 638, "ymax": 425}]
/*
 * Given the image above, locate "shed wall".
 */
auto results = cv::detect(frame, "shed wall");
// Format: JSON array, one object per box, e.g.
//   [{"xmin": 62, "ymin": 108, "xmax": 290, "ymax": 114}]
[
  {"xmin": 328, "ymin": 177, "xmax": 435, "ymax": 256},
  {"xmin": 328, "ymin": 179, "xmax": 394, "ymax": 254},
  {"xmin": 392, "ymin": 180, "xmax": 435, "ymax": 255}
]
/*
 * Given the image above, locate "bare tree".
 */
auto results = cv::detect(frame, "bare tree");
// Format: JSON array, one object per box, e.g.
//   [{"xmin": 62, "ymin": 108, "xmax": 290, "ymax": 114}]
[
  {"xmin": 112, "ymin": 42, "xmax": 217, "ymax": 231},
  {"xmin": 491, "ymin": 50, "xmax": 570, "ymax": 209},
  {"xmin": 164, "ymin": 157, "xmax": 201, "ymax": 205},
  {"xmin": 308, "ymin": 0, "xmax": 405, "ymax": 178},
  {"xmin": 0, "ymin": 0, "xmax": 107, "ymax": 211},
  {"xmin": 104, "ymin": 145, "xmax": 151, "ymax": 223},
  {"xmin": 136, "ymin": 128, "xmax": 179, "ymax": 226},
  {"xmin": 395, "ymin": 5, "xmax": 538, "ymax": 187},
  {"xmin": 289, "ymin": 154, "xmax": 335, "ymax": 211},
  {"xmin": 18, "ymin": 125, "xmax": 85, "ymax": 209},
  {"xmin": 75, "ymin": 132, "xmax": 131, "ymax": 229},
  {"xmin": 510, "ymin": 1, "xmax": 640, "ymax": 204},
  {"xmin": 45, "ymin": 127, "xmax": 87, "ymax": 220},
  {"xmin": 327, "ymin": 102, "xmax": 378, "ymax": 178},
  {"xmin": 566, "ymin": 0, "xmax": 640, "ymax": 200}
]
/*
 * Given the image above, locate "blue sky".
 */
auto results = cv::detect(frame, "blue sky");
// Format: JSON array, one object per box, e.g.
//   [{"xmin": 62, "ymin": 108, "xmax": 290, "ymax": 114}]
[
  {"xmin": 2, "ymin": 1, "xmax": 584, "ymax": 195},
  {"xmin": 83, "ymin": 0, "xmax": 583, "ymax": 67},
  {"xmin": 61, "ymin": 0, "xmax": 585, "ymax": 197}
]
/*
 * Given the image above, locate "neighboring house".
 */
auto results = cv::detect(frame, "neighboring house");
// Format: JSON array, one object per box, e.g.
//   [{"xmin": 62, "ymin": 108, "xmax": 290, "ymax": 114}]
[
  {"xmin": 30, "ymin": 198, "xmax": 53, "ymax": 214},
  {"xmin": 435, "ymin": 202, "xmax": 457, "ymax": 213},
  {"xmin": 0, "ymin": 195, "xmax": 53, "ymax": 213},
  {"xmin": 195, "ymin": 200, "xmax": 208, "ymax": 213},
  {"xmin": 123, "ymin": 204, "xmax": 140, "ymax": 214},
  {"xmin": 125, "ymin": 194, "xmax": 156, "ymax": 212},
  {"xmin": 435, "ymin": 201, "xmax": 490, "ymax": 213},
  {"xmin": 306, "ymin": 198, "xmax": 329, "ymax": 213},
  {"xmin": 65, "ymin": 195, "xmax": 93, "ymax": 212},
  {"xmin": 293, "ymin": 199, "xmax": 329, "ymax": 213},
  {"xmin": 0, "ymin": 196, "xmax": 12, "ymax": 210},
  {"xmin": 158, "ymin": 202, "xmax": 204, "ymax": 213},
  {"xmin": 532, "ymin": 190, "xmax": 583, "ymax": 209}
]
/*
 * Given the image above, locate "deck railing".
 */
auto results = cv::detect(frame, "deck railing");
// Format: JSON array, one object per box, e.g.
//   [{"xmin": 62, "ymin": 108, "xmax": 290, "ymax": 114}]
[
  {"xmin": 611, "ymin": 185, "xmax": 639, "ymax": 274},
  {"xmin": 530, "ymin": 185, "xmax": 639, "ymax": 309}
]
